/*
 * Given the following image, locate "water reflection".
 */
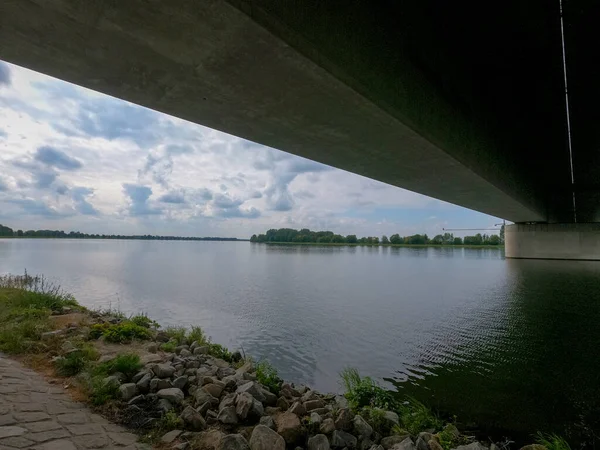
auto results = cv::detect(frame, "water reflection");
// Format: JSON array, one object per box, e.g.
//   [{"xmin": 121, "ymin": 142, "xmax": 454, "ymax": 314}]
[{"xmin": 394, "ymin": 259, "xmax": 600, "ymax": 446}]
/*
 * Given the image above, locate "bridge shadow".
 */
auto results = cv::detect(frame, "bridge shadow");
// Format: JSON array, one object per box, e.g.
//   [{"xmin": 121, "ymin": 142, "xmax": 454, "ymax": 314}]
[{"xmin": 388, "ymin": 259, "xmax": 600, "ymax": 446}]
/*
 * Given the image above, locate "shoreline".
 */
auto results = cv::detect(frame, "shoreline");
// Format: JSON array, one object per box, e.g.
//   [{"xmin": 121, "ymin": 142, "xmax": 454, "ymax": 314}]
[
  {"xmin": 0, "ymin": 273, "xmax": 562, "ymax": 450},
  {"xmin": 262, "ymin": 242, "xmax": 504, "ymax": 249}
]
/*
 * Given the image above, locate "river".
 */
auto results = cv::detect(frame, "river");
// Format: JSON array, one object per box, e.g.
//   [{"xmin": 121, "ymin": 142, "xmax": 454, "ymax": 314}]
[{"xmin": 1, "ymin": 238, "xmax": 599, "ymax": 443}]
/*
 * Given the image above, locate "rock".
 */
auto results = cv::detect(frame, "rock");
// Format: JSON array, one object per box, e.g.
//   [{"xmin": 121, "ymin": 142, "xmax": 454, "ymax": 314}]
[
  {"xmin": 249, "ymin": 425, "xmax": 285, "ymax": 450},
  {"xmin": 157, "ymin": 388, "xmax": 185, "ymax": 405},
  {"xmin": 157, "ymin": 398, "xmax": 174, "ymax": 413},
  {"xmin": 173, "ymin": 376, "xmax": 188, "ymax": 390},
  {"xmin": 455, "ymin": 444, "xmax": 489, "ymax": 450},
  {"xmin": 231, "ymin": 350, "xmax": 242, "ymax": 362},
  {"xmin": 181, "ymin": 405, "xmax": 206, "ymax": 431},
  {"xmin": 360, "ymin": 439, "xmax": 375, "ymax": 450},
  {"xmin": 305, "ymin": 399, "xmax": 326, "ymax": 411},
  {"xmin": 519, "ymin": 446, "xmax": 547, "ymax": 450},
  {"xmin": 428, "ymin": 442, "xmax": 444, "ymax": 450},
  {"xmin": 156, "ymin": 331, "xmax": 170, "ymax": 342},
  {"xmin": 150, "ymin": 377, "xmax": 172, "ymax": 392},
  {"xmin": 152, "ymin": 363, "xmax": 176, "ymax": 379},
  {"xmin": 220, "ymin": 434, "xmax": 251, "ymax": 450},
  {"xmin": 119, "ymin": 383, "xmax": 138, "ymax": 401},
  {"xmin": 136, "ymin": 373, "xmax": 152, "ymax": 393},
  {"xmin": 354, "ymin": 415, "xmax": 373, "ymax": 438},
  {"xmin": 175, "ymin": 444, "xmax": 189, "ymax": 450},
  {"xmin": 147, "ymin": 343, "xmax": 158, "ymax": 353},
  {"xmin": 310, "ymin": 411, "xmax": 322, "ymax": 426},
  {"xmin": 204, "ymin": 382, "xmax": 225, "ymax": 398},
  {"xmin": 416, "ymin": 437, "xmax": 429, "ymax": 450},
  {"xmin": 197, "ymin": 401, "xmax": 211, "ymax": 416},
  {"xmin": 236, "ymin": 382, "xmax": 266, "ymax": 402},
  {"xmin": 390, "ymin": 437, "xmax": 417, "ymax": 450},
  {"xmin": 442, "ymin": 424, "xmax": 460, "ymax": 439},
  {"xmin": 277, "ymin": 397, "xmax": 290, "ymax": 410},
  {"xmin": 261, "ymin": 388, "xmax": 278, "ymax": 406},
  {"xmin": 194, "ymin": 346, "xmax": 209, "ymax": 355},
  {"xmin": 383, "ymin": 410, "xmax": 400, "ymax": 428},
  {"xmin": 370, "ymin": 446, "xmax": 385, "ymax": 450},
  {"xmin": 236, "ymin": 392, "xmax": 254, "ymax": 420},
  {"xmin": 335, "ymin": 408, "xmax": 354, "ymax": 431},
  {"xmin": 218, "ymin": 406, "xmax": 238, "ymax": 425},
  {"xmin": 302, "ymin": 390, "xmax": 320, "ymax": 402},
  {"xmin": 103, "ymin": 375, "xmax": 121, "ymax": 387},
  {"xmin": 281, "ymin": 383, "xmax": 301, "ymax": 398},
  {"xmin": 381, "ymin": 436, "xmax": 411, "ymax": 449},
  {"xmin": 259, "ymin": 415, "xmax": 275, "ymax": 429},
  {"xmin": 320, "ymin": 417, "xmax": 336, "ymax": 434},
  {"xmin": 308, "ymin": 434, "xmax": 331, "ymax": 450},
  {"xmin": 132, "ymin": 370, "xmax": 148, "ymax": 384},
  {"xmin": 41, "ymin": 330, "xmax": 64, "ymax": 341},
  {"xmin": 251, "ymin": 398, "xmax": 264, "ymax": 418},
  {"xmin": 220, "ymin": 393, "xmax": 237, "ymax": 411},
  {"xmin": 275, "ymin": 411, "xmax": 303, "ymax": 444},
  {"xmin": 141, "ymin": 353, "xmax": 163, "ymax": 365},
  {"xmin": 334, "ymin": 395, "xmax": 349, "ymax": 409},
  {"xmin": 194, "ymin": 388, "xmax": 220, "ymax": 407},
  {"xmin": 180, "ymin": 349, "xmax": 192, "ymax": 357},
  {"xmin": 218, "ymin": 367, "xmax": 237, "ymax": 378},
  {"xmin": 161, "ymin": 429, "xmax": 183, "ymax": 444},
  {"xmin": 128, "ymin": 394, "xmax": 146, "ymax": 405},
  {"xmin": 289, "ymin": 401, "xmax": 306, "ymax": 416},
  {"xmin": 61, "ymin": 340, "xmax": 77, "ymax": 353},
  {"xmin": 331, "ymin": 430, "xmax": 357, "ymax": 448}
]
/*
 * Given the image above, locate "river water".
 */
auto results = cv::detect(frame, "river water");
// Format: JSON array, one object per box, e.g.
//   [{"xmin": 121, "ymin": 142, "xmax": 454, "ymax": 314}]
[{"xmin": 1, "ymin": 239, "xmax": 599, "ymax": 443}]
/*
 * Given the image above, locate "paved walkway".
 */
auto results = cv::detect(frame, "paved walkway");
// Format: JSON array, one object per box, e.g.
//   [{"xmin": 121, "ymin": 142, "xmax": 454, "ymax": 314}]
[{"xmin": 0, "ymin": 355, "xmax": 148, "ymax": 450}]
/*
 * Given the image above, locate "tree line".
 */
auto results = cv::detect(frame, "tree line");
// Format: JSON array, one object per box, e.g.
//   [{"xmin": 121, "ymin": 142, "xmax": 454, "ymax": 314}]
[
  {"xmin": 250, "ymin": 228, "xmax": 504, "ymax": 246},
  {"xmin": 0, "ymin": 224, "xmax": 242, "ymax": 242}
]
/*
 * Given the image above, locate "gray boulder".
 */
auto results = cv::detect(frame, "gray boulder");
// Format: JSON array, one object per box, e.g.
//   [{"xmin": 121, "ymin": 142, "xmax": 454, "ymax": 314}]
[
  {"xmin": 259, "ymin": 415, "xmax": 275, "ymax": 430},
  {"xmin": 136, "ymin": 373, "xmax": 152, "ymax": 393},
  {"xmin": 204, "ymin": 382, "xmax": 225, "ymax": 398},
  {"xmin": 331, "ymin": 430, "xmax": 357, "ymax": 448},
  {"xmin": 194, "ymin": 346, "xmax": 209, "ymax": 355},
  {"xmin": 157, "ymin": 388, "xmax": 184, "ymax": 405},
  {"xmin": 310, "ymin": 412, "xmax": 322, "ymax": 427},
  {"xmin": 455, "ymin": 444, "xmax": 489, "ymax": 450},
  {"xmin": 180, "ymin": 405, "xmax": 206, "ymax": 431},
  {"xmin": 381, "ymin": 436, "xmax": 411, "ymax": 449},
  {"xmin": 275, "ymin": 411, "xmax": 303, "ymax": 444},
  {"xmin": 335, "ymin": 408, "xmax": 354, "ymax": 431},
  {"xmin": 152, "ymin": 363, "xmax": 176, "ymax": 378},
  {"xmin": 161, "ymin": 429, "xmax": 182, "ymax": 444},
  {"xmin": 150, "ymin": 378, "xmax": 172, "ymax": 392},
  {"xmin": 249, "ymin": 425, "xmax": 285, "ymax": 450},
  {"xmin": 119, "ymin": 383, "xmax": 138, "ymax": 401},
  {"xmin": 220, "ymin": 434, "xmax": 250, "ymax": 450},
  {"xmin": 236, "ymin": 392, "xmax": 254, "ymax": 420},
  {"xmin": 390, "ymin": 437, "xmax": 417, "ymax": 450},
  {"xmin": 308, "ymin": 434, "xmax": 331, "ymax": 450},
  {"xmin": 157, "ymin": 398, "xmax": 174, "ymax": 413},
  {"xmin": 261, "ymin": 388, "xmax": 278, "ymax": 406},
  {"xmin": 218, "ymin": 406, "xmax": 238, "ymax": 424},
  {"xmin": 289, "ymin": 401, "xmax": 306, "ymax": 416},
  {"xmin": 173, "ymin": 376, "xmax": 188, "ymax": 390},
  {"xmin": 305, "ymin": 399, "xmax": 326, "ymax": 411},
  {"xmin": 236, "ymin": 381, "xmax": 267, "ymax": 402},
  {"xmin": 320, "ymin": 417, "xmax": 336, "ymax": 434},
  {"xmin": 194, "ymin": 387, "xmax": 219, "ymax": 407},
  {"xmin": 180, "ymin": 349, "xmax": 192, "ymax": 357},
  {"xmin": 354, "ymin": 415, "xmax": 373, "ymax": 439}
]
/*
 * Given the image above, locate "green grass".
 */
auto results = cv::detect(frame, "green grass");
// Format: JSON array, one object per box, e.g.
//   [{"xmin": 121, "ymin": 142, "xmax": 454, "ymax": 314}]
[
  {"xmin": 54, "ymin": 343, "xmax": 99, "ymax": 376},
  {"xmin": 256, "ymin": 360, "xmax": 282, "ymax": 395},
  {"xmin": 164, "ymin": 326, "xmax": 188, "ymax": 345},
  {"xmin": 89, "ymin": 321, "xmax": 152, "ymax": 343},
  {"xmin": 340, "ymin": 368, "xmax": 398, "ymax": 411},
  {"xmin": 188, "ymin": 326, "xmax": 207, "ymax": 345},
  {"xmin": 536, "ymin": 433, "xmax": 571, "ymax": 450},
  {"xmin": 398, "ymin": 397, "xmax": 443, "ymax": 436},
  {"xmin": 160, "ymin": 341, "xmax": 177, "ymax": 353},
  {"xmin": 129, "ymin": 313, "xmax": 158, "ymax": 329},
  {"xmin": 87, "ymin": 375, "xmax": 121, "ymax": 406},
  {"xmin": 91, "ymin": 353, "xmax": 142, "ymax": 379}
]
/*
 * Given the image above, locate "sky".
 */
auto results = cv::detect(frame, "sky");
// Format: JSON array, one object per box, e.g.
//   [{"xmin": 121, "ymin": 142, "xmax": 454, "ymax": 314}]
[{"xmin": 0, "ymin": 60, "xmax": 502, "ymax": 239}]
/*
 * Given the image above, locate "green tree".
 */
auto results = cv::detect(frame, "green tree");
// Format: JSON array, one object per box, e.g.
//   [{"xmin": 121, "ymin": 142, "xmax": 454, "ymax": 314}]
[
  {"xmin": 381, "ymin": 235, "xmax": 389, "ymax": 244},
  {"xmin": 390, "ymin": 234, "xmax": 402, "ymax": 244},
  {"xmin": 346, "ymin": 235, "xmax": 358, "ymax": 244},
  {"xmin": 453, "ymin": 236, "xmax": 463, "ymax": 245},
  {"xmin": 431, "ymin": 234, "xmax": 444, "ymax": 245},
  {"xmin": 488, "ymin": 234, "xmax": 501, "ymax": 245}
]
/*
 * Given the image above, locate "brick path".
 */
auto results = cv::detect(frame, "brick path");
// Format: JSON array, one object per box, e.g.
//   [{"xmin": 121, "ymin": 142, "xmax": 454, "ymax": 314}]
[{"xmin": 0, "ymin": 355, "xmax": 149, "ymax": 450}]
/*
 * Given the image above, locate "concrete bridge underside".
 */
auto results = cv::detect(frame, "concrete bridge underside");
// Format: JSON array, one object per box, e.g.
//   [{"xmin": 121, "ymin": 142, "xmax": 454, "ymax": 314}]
[{"xmin": 1, "ymin": 1, "xmax": 599, "ymax": 258}]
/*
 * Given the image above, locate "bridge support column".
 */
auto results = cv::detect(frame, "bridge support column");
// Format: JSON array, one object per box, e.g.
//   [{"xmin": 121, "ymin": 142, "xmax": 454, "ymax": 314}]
[{"xmin": 505, "ymin": 224, "xmax": 600, "ymax": 260}]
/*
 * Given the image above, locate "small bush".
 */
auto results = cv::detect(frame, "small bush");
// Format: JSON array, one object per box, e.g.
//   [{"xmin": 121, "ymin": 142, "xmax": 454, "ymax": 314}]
[
  {"xmin": 0, "ymin": 318, "xmax": 53, "ymax": 354},
  {"xmin": 208, "ymin": 342, "xmax": 233, "ymax": 362},
  {"xmin": 160, "ymin": 410, "xmax": 183, "ymax": 430},
  {"xmin": 160, "ymin": 341, "xmax": 177, "ymax": 353},
  {"xmin": 92, "ymin": 353, "xmax": 142, "ymax": 379},
  {"xmin": 103, "ymin": 322, "xmax": 152, "ymax": 343},
  {"xmin": 362, "ymin": 407, "xmax": 389, "ymax": 434},
  {"xmin": 340, "ymin": 368, "xmax": 398, "ymax": 411},
  {"xmin": 88, "ymin": 376, "xmax": 120, "ymax": 406},
  {"xmin": 536, "ymin": 433, "xmax": 571, "ymax": 450},
  {"xmin": 256, "ymin": 360, "xmax": 282, "ymax": 395},
  {"xmin": 188, "ymin": 326, "xmax": 208, "ymax": 346},
  {"xmin": 399, "ymin": 397, "xmax": 443, "ymax": 436},
  {"xmin": 55, "ymin": 344, "xmax": 99, "ymax": 376},
  {"xmin": 164, "ymin": 326, "xmax": 187, "ymax": 345},
  {"xmin": 90, "ymin": 323, "xmax": 110, "ymax": 339},
  {"xmin": 129, "ymin": 314, "xmax": 158, "ymax": 329}
]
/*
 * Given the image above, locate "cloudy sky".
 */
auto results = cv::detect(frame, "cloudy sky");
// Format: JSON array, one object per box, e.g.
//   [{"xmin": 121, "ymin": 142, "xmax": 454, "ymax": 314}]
[{"xmin": 0, "ymin": 60, "xmax": 501, "ymax": 239}]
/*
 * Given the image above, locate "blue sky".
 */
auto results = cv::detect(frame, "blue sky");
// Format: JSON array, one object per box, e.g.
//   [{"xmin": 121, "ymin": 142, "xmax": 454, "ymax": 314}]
[{"xmin": 0, "ymin": 60, "xmax": 501, "ymax": 239}]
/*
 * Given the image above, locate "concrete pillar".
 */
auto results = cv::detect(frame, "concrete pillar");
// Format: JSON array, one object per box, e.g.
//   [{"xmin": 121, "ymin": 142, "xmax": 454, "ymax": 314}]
[{"xmin": 505, "ymin": 223, "xmax": 600, "ymax": 260}]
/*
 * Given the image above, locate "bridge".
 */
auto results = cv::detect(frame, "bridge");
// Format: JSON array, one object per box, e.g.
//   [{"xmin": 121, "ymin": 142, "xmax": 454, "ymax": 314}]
[{"xmin": 1, "ymin": 1, "xmax": 598, "ymax": 259}]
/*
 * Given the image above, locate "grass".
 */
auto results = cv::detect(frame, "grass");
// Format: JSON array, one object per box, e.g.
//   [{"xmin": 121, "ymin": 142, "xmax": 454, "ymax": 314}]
[
  {"xmin": 536, "ymin": 433, "xmax": 571, "ymax": 450},
  {"xmin": 256, "ymin": 360, "xmax": 283, "ymax": 395},
  {"xmin": 89, "ymin": 321, "xmax": 152, "ymax": 343},
  {"xmin": 163, "ymin": 325, "xmax": 234, "ymax": 361},
  {"xmin": 340, "ymin": 368, "xmax": 398, "ymax": 411},
  {"xmin": 54, "ymin": 343, "xmax": 99, "ymax": 376},
  {"xmin": 160, "ymin": 341, "xmax": 177, "ymax": 353},
  {"xmin": 91, "ymin": 353, "xmax": 142, "ymax": 379}
]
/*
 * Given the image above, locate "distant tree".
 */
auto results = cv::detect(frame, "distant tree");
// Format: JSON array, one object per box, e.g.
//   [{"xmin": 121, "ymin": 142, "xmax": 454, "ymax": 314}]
[
  {"xmin": 17, "ymin": 230, "xmax": 23, "ymax": 237},
  {"xmin": 250, "ymin": 234, "xmax": 258, "ymax": 242},
  {"xmin": 488, "ymin": 234, "xmax": 501, "ymax": 245},
  {"xmin": 372, "ymin": 237, "xmax": 379, "ymax": 245},
  {"xmin": 389, "ymin": 234, "xmax": 402, "ymax": 244},
  {"xmin": 453, "ymin": 237, "xmax": 463, "ymax": 245},
  {"xmin": 442, "ymin": 232, "xmax": 454, "ymax": 245},
  {"xmin": 381, "ymin": 235, "xmax": 389, "ymax": 244},
  {"xmin": 331, "ymin": 234, "xmax": 346, "ymax": 243},
  {"xmin": 430, "ymin": 234, "xmax": 444, "ymax": 245},
  {"xmin": 0, "ymin": 224, "xmax": 14, "ymax": 237},
  {"xmin": 346, "ymin": 235, "xmax": 358, "ymax": 244}
]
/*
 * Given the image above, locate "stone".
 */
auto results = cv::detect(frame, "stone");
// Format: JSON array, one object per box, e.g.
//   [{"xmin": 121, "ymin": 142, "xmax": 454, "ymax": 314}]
[
  {"xmin": 157, "ymin": 388, "xmax": 185, "ymax": 405},
  {"xmin": 519, "ymin": 446, "xmax": 547, "ymax": 450},
  {"xmin": 251, "ymin": 398, "xmax": 264, "ymax": 418},
  {"xmin": 455, "ymin": 444, "xmax": 489, "ymax": 450},
  {"xmin": 157, "ymin": 399, "xmax": 174, "ymax": 413},
  {"xmin": 302, "ymin": 390, "xmax": 320, "ymax": 402},
  {"xmin": 175, "ymin": 444, "xmax": 189, "ymax": 450},
  {"xmin": 181, "ymin": 405, "xmax": 206, "ymax": 431},
  {"xmin": 320, "ymin": 417, "xmax": 336, "ymax": 434},
  {"xmin": 128, "ymin": 394, "xmax": 146, "ymax": 405},
  {"xmin": 194, "ymin": 346, "xmax": 209, "ymax": 355},
  {"xmin": 204, "ymin": 382, "xmax": 225, "ymax": 398},
  {"xmin": 331, "ymin": 430, "xmax": 358, "ymax": 448},
  {"xmin": 289, "ymin": 401, "xmax": 306, "ymax": 416},
  {"xmin": 428, "ymin": 440, "xmax": 444, "ymax": 450},
  {"xmin": 195, "ymin": 387, "xmax": 220, "ymax": 407},
  {"xmin": 152, "ymin": 363, "xmax": 176, "ymax": 378},
  {"xmin": 383, "ymin": 410, "xmax": 400, "ymax": 428},
  {"xmin": 140, "ymin": 353, "xmax": 163, "ymax": 365},
  {"xmin": 281, "ymin": 383, "xmax": 301, "ymax": 398},
  {"xmin": 103, "ymin": 375, "xmax": 121, "ymax": 388},
  {"xmin": 305, "ymin": 398, "xmax": 326, "ymax": 411},
  {"xmin": 136, "ymin": 373, "xmax": 153, "ymax": 393},
  {"xmin": 220, "ymin": 434, "xmax": 251, "ymax": 450},
  {"xmin": 218, "ymin": 406, "xmax": 238, "ymax": 425},
  {"xmin": 218, "ymin": 367, "xmax": 237, "ymax": 378},
  {"xmin": 310, "ymin": 411, "xmax": 322, "ymax": 426},
  {"xmin": 370, "ymin": 446, "xmax": 385, "ymax": 450},
  {"xmin": 150, "ymin": 378, "xmax": 172, "ymax": 392},
  {"xmin": 132, "ymin": 370, "xmax": 148, "ymax": 384},
  {"xmin": 416, "ymin": 437, "xmax": 429, "ymax": 450},
  {"xmin": 41, "ymin": 330, "xmax": 64, "ymax": 341},
  {"xmin": 236, "ymin": 382, "xmax": 266, "ymax": 402},
  {"xmin": 161, "ymin": 429, "xmax": 183, "ymax": 444},
  {"xmin": 180, "ymin": 349, "xmax": 192, "ymax": 357},
  {"xmin": 259, "ymin": 415, "xmax": 275, "ymax": 429},
  {"xmin": 382, "ymin": 436, "xmax": 411, "ymax": 449},
  {"xmin": 390, "ymin": 437, "xmax": 417, "ymax": 450},
  {"xmin": 308, "ymin": 434, "xmax": 331, "ymax": 450},
  {"xmin": 117, "ymin": 383, "xmax": 136, "ymax": 401},
  {"xmin": 335, "ymin": 408, "xmax": 354, "ymax": 431},
  {"xmin": 236, "ymin": 392, "xmax": 254, "ymax": 420},
  {"xmin": 275, "ymin": 411, "xmax": 303, "ymax": 444},
  {"xmin": 0, "ymin": 426, "xmax": 27, "ymax": 438},
  {"xmin": 147, "ymin": 343, "xmax": 158, "ymax": 353},
  {"xmin": 354, "ymin": 415, "xmax": 373, "ymax": 438},
  {"xmin": 173, "ymin": 376, "xmax": 188, "ymax": 390},
  {"xmin": 443, "ymin": 424, "xmax": 460, "ymax": 439},
  {"xmin": 197, "ymin": 401, "xmax": 211, "ymax": 416},
  {"xmin": 261, "ymin": 388, "xmax": 278, "ymax": 406},
  {"xmin": 249, "ymin": 425, "xmax": 285, "ymax": 450},
  {"xmin": 156, "ymin": 331, "xmax": 170, "ymax": 342},
  {"xmin": 277, "ymin": 396, "xmax": 290, "ymax": 410}
]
